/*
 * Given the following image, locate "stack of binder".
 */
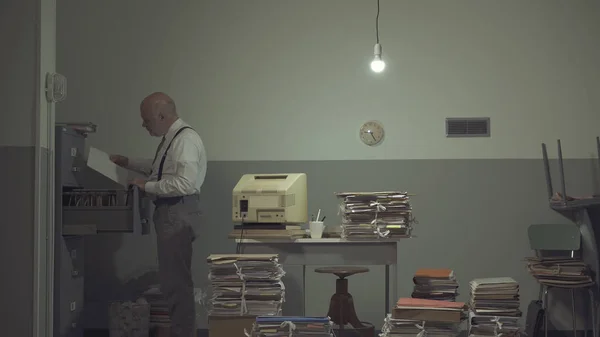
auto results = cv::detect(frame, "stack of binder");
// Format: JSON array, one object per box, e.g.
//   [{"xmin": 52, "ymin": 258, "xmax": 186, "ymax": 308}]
[
  {"xmin": 525, "ymin": 256, "xmax": 594, "ymax": 288},
  {"xmin": 380, "ymin": 314, "xmax": 459, "ymax": 337},
  {"xmin": 335, "ymin": 191, "xmax": 414, "ymax": 240},
  {"xmin": 249, "ymin": 316, "xmax": 333, "ymax": 337},
  {"xmin": 141, "ymin": 286, "xmax": 171, "ymax": 328},
  {"xmin": 207, "ymin": 254, "xmax": 285, "ymax": 316},
  {"xmin": 412, "ymin": 268, "xmax": 460, "ymax": 301},
  {"xmin": 468, "ymin": 277, "xmax": 521, "ymax": 337},
  {"xmin": 391, "ymin": 298, "xmax": 466, "ymax": 323}
]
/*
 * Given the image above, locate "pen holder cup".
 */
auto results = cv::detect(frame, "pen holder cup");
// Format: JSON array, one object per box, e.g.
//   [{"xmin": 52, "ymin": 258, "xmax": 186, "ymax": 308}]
[{"xmin": 309, "ymin": 221, "xmax": 325, "ymax": 239}]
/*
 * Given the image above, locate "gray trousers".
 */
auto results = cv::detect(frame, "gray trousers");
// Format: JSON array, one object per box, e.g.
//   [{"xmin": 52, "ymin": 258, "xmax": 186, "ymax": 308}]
[{"xmin": 153, "ymin": 196, "xmax": 200, "ymax": 337}]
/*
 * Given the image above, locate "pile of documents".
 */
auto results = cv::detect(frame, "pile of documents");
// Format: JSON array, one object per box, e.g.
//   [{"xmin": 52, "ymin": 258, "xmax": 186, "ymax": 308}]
[
  {"xmin": 412, "ymin": 268, "xmax": 460, "ymax": 301},
  {"xmin": 207, "ymin": 254, "xmax": 285, "ymax": 316},
  {"xmin": 468, "ymin": 278, "xmax": 522, "ymax": 337},
  {"xmin": 391, "ymin": 298, "xmax": 466, "ymax": 323},
  {"xmin": 249, "ymin": 316, "xmax": 333, "ymax": 337},
  {"xmin": 380, "ymin": 314, "xmax": 459, "ymax": 337},
  {"xmin": 228, "ymin": 224, "xmax": 306, "ymax": 240},
  {"xmin": 141, "ymin": 286, "xmax": 171, "ymax": 328},
  {"xmin": 108, "ymin": 299, "xmax": 150, "ymax": 337},
  {"xmin": 469, "ymin": 278, "xmax": 521, "ymax": 317},
  {"xmin": 335, "ymin": 191, "xmax": 414, "ymax": 239},
  {"xmin": 525, "ymin": 256, "xmax": 594, "ymax": 288},
  {"xmin": 468, "ymin": 311, "xmax": 520, "ymax": 337}
]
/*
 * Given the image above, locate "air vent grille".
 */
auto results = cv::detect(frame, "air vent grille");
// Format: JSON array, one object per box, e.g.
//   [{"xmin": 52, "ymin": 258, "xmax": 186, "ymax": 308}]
[{"xmin": 445, "ymin": 117, "xmax": 490, "ymax": 137}]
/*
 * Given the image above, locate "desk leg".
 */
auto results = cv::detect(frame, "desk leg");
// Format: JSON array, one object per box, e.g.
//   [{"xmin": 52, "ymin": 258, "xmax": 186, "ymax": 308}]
[
  {"xmin": 385, "ymin": 265, "xmax": 390, "ymax": 315},
  {"xmin": 392, "ymin": 262, "xmax": 398, "ymax": 311},
  {"xmin": 302, "ymin": 264, "xmax": 306, "ymax": 316}
]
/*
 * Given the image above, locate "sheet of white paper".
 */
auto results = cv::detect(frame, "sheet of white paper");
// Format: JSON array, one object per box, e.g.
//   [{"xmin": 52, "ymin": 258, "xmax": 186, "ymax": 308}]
[{"xmin": 87, "ymin": 147, "xmax": 144, "ymax": 187}]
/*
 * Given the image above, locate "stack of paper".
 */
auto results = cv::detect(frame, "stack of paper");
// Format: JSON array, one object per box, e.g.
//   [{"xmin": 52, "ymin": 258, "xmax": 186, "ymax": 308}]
[
  {"xmin": 391, "ymin": 298, "xmax": 466, "ymax": 323},
  {"xmin": 250, "ymin": 316, "xmax": 333, "ymax": 337},
  {"xmin": 141, "ymin": 286, "xmax": 171, "ymax": 328},
  {"xmin": 412, "ymin": 268, "xmax": 460, "ymax": 301},
  {"xmin": 380, "ymin": 314, "xmax": 459, "ymax": 337},
  {"xmin": 228, "ymin": 224, "xmax": 306, "ymax": 240},
  {"xmin": 335, "ymin": 191, "xmax": 414, "ymax": 240},
  {"xmin": 468, "ymin": 311, "xmax": 520, "ymax": 337},
  {"xmin": 525, "ymin": 256, "xmax": 594, "ymax": 288},
  {"xmin": 469, "ymin": 278, "xmax": 521, "ymax": 317},
  {"xmin": 207, "ymin": 254, "xmax": 285, "ymax": 316}
]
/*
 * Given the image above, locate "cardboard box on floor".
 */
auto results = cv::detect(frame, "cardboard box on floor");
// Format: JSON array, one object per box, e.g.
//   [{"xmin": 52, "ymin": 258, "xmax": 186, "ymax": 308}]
[{"xmin": 209, "ymin": 316, "xmax": 256, "ymax": 337}]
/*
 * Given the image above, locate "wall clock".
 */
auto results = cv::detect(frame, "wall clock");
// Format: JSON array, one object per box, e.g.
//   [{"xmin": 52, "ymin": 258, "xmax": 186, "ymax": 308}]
[{"xmin": 359, "ymin": 120, "xmax": 385, "ymax": 146}]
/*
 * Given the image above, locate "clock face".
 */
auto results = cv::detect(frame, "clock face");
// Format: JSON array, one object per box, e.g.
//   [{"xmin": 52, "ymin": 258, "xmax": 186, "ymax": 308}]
[{"xmin": 359, "ymin": 120, "xmax": 385, "ymax": 146}]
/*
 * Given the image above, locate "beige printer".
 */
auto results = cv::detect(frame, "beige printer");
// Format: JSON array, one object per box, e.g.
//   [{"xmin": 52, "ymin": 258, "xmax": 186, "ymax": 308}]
[{"xmin": 232, "ymin": 173, "xmax": 307, "ymax": 224}]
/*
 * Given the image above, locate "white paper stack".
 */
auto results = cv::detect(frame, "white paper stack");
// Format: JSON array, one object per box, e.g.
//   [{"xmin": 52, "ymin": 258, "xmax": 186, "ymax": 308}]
[
  {"xmin": 335, "ymin": 191, "xmax": 414, "ymax": 240},
  {"xmin": 108, "ymin": 299, "xmax": 150, "ymax": 337},
  {"xmin": 87, "ymin": 147, "xmax": 145, "ymax": 187},
  {"xmin": 251, "ymin": 316, "xmax": 333, "ymax": 337},
  {"xmin": 525, "ymin": 256, "xmax": 594, "ymax": 288},
  {"xmin": 380, "ymin": 314, "xmax": 459, "ymax": 337},
  {"xmin": 468, "ymin": 277, "xmax": 521, "ymax": 337},
  {"xmin": 207, "ymin": 254, "xmax": 285, "ymax": 316}
]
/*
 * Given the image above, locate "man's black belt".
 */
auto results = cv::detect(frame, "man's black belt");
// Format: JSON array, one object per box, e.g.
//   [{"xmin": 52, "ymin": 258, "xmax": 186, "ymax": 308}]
[{"xmin": 153, "ymin": 194, "xmax": 199, "ymax": 206}]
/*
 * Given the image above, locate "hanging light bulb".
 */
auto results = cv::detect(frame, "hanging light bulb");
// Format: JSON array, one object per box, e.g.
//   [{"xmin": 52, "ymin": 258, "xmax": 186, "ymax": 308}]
[
  {"xmin": 370, "ymin": 43, "xmax": 385, "ymax": 73},
  {"xmin": 369, "ymin": 0, "xmax": 385, "ymax": 73}
]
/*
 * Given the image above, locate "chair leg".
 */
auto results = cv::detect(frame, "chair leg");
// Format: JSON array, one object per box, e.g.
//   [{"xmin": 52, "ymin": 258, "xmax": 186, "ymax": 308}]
[
  {"xmin": 544, "ymin": 286, "xmax": 549, "ymax": 337},
  {"xmin": 588, "ymin": 288, "xmax": 596, "ymax": 337},
  {"xmin": 572, "ymin": 289, "xmax": 577, "ymax": 337}
]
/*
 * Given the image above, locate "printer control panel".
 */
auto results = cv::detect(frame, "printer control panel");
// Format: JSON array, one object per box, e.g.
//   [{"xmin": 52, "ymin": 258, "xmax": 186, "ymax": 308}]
[{"xmin": 239, "ymin": 199, "xmax": 248, "ymax": 218}]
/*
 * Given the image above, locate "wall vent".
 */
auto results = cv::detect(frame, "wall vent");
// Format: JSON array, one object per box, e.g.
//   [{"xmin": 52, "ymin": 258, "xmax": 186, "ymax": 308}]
[{"xmin": 445, "ymin": 117, "xmax": 490, "ymax": 137}]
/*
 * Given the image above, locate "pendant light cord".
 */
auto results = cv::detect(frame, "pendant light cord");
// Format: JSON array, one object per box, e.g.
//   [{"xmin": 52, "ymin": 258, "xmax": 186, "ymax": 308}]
[{"xmin": 375, "ymin": 0, "xmax": 380, "ymax": 43}]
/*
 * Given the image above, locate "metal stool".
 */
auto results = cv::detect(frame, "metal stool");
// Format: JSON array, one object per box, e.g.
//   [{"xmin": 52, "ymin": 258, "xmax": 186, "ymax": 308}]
[
  {"xmin": 528, "ymin": 224, "xmax": 597, "ymax": 337},
  {"xmin": 315, "ymin": 266, "xmax": 374, "ymax": 337}
]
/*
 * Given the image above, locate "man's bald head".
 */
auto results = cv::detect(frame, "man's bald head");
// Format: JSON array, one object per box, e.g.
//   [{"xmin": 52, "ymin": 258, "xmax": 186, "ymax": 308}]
[{"xmin": 140, "ymin": 92, "xmax": 179, "ymax": 137}]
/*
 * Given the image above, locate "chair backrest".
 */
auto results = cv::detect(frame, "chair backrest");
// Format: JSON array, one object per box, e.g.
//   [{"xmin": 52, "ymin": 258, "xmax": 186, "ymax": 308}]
[{"xmin": 527, "ymin": 224, "xmax": 580, "ymax": 251}]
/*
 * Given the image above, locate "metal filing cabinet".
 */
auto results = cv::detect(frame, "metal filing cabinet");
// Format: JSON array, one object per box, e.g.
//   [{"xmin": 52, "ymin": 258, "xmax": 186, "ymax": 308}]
[{"xmin": 54, "ymin": 123, "xmax": 149, "ymax": 337}]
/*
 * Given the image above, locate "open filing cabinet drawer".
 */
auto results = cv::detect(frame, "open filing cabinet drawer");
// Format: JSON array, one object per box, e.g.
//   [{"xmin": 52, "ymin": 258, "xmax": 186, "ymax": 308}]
[{"xmin": 62, "ymin": 186, "xmax": 147, "ymax": 235}]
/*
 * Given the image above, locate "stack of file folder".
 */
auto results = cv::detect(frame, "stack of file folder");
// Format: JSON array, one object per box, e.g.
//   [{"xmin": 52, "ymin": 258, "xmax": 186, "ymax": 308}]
[
  {"xmin": 525, "ymin": 256, "xmax": 594, "ymax": 288},
  {"xmin": 468, "ymin": 278, "xmax": 521, "ymax": 317},
  {"xmin": 380, "ymin": 314, "xmax": 460, "ymax": 337},
  {"xmin": 335, "ymin": 191, "xmax": 414, "ymax": 240},
  {"xmin": 207, "ymin": 254, "xmax": 285, "ymax": 316},
  {"xmin": 141, "ymin": 286, "xmax": 171, "ymax": 328},
  {"xmin": 249, "ymin": 316, "xmax": 333, "ymax": 337},
  {"xmin": 468, "ymin": 311, "xmax": 520, "ymax": 337},
  {"xmin": 412, "ymin": 268, "xmax": 460, "ymax": 301},
  {"xmin": 391, "ymin": 298, "xmax": 466, "ymax": 323},
  {"xmin": 468, "ymin": 278, "xmax": 521, "ymax": 337}
]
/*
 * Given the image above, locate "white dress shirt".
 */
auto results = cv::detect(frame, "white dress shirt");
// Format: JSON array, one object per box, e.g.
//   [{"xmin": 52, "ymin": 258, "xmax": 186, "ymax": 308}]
[{"xmin": 127, "ymin": 118, "xmax": 207, "ymax": 197}]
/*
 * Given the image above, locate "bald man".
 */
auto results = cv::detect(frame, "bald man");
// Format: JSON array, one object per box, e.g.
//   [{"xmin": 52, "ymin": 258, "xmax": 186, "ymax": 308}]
[{"xmin": 110, "ymin": 92, "xmax": 206, "ymax": 337}]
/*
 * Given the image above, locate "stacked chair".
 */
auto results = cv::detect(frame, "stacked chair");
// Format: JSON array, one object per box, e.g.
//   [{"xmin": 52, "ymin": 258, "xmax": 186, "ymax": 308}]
[{"xmin": 526, "ymin": 224, "xmax": 597, "ymax": 337}]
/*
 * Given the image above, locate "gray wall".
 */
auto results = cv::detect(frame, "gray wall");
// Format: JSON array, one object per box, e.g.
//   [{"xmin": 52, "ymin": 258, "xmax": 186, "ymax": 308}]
[
  {"xmin": 83, "ymin": 158, "xmax": 599, "ymax": 331},
  {"xmin": 1, "ymin": 0, "xmax": 56, "ymax": 336},
  {"xmin": 0, "ymin": 0, "xmax": 37, "ymax": 332}
]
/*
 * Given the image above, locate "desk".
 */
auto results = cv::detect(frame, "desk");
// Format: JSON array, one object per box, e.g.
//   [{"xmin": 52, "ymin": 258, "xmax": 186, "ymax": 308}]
[{"xmin": 235, "ymin": 238, "xmax": 399, "ymax": 316}]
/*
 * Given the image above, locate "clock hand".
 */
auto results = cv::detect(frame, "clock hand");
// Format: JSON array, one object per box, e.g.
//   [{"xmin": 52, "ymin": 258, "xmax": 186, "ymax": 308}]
[{"xmin": 370, "ymin": 132, "xmax": 376, "ymax": 141}]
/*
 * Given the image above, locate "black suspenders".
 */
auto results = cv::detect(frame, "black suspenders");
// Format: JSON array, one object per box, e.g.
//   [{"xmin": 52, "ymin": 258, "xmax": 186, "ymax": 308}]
[{"xmin": 155, "ymin": 126, "xmax": 192, "ymax": 181}]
